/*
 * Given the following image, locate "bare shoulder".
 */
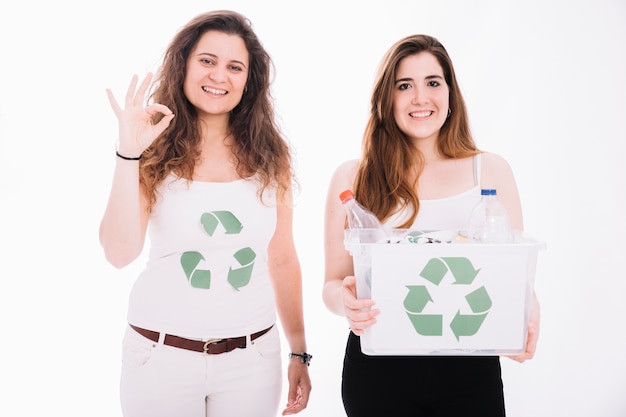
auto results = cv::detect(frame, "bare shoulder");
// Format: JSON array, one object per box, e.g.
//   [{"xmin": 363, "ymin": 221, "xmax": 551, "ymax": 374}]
[
  {"xmin": 480, "ymin": 151, "xmax": 519, "ymax": 190},
  {"xmin": 328, "ymin": 159, "xmax": 360, "ymax": 191},
  {"xmin": 481, "ymin": 151, "xmax": 513, "ymax": 171},
  {"xmin": 325, "ymin": 159, "xmax": 360, "ymax": 217},
  {"xmin": 479, "ymin": 151, "xmax": 523, "ymax": 228},
  {"xmin": 332, "ymin": 159, "xmax": 360, "ymax": 178},
  {"xmin": 480, "ymin": 151, "xmax": 515, "ymax": 182}
]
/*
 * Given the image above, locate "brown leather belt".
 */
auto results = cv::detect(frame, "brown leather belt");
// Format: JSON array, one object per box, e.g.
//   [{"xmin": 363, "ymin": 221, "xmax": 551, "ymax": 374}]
[{"xmin": 129, "ymin": 324, "xmax": 273, "ymax": 355}]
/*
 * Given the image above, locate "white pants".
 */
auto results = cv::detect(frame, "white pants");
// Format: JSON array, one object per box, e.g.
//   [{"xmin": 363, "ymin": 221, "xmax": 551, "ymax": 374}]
[{"xmin": 120, "ymin": 324, "xmax": 282, "ymax": 417}]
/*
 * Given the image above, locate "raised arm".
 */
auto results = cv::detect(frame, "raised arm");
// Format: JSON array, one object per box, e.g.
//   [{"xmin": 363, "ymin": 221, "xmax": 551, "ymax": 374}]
[{"xmin": 99, "ymin": 73, "xmax": 174, "ymax": 268}]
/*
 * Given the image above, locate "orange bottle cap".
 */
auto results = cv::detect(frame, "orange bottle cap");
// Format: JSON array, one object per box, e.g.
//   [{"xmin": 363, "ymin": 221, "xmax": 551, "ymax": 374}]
[{"xmin": 339, "ymin": 189, "xmax": 354, "ymax": 202}]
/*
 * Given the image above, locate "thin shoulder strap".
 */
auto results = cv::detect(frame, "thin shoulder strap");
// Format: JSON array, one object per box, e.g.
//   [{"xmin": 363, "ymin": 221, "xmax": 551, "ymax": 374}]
[{"xmin": 473, "ymin": 153, "xmax": 482, "ymax": 186}]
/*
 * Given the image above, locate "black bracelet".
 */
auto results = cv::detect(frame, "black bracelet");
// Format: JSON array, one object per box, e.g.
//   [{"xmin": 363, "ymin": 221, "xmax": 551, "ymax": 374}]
[
  {"xmin": 288, "ymin": 352, "xmax": 312, "ymax": 366},
  {"xmin": 116, "ymin": 150, "xmax": 142, "ymax": 161}
]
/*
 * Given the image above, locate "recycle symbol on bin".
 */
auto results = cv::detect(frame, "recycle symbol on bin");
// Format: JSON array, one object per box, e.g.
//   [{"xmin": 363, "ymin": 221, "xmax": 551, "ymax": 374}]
[
  {"xmin": 403, "ymin": 257, "xmax": 492, "ymax": 340},
  {"xmin": 180, "ymin": 211, "xmax": 256, "ymax": 291}
]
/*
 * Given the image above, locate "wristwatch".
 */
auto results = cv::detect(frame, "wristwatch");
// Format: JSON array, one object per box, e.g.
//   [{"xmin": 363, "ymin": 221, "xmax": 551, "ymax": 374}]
[{"xmin": 289, "ymin": 352, "xmax": 313, "ymax": 366}]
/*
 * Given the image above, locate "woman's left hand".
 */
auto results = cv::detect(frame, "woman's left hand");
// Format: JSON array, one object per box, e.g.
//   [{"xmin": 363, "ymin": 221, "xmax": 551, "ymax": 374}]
[
  {"xmin": 508, "ymin": 292, "xmax": 540, "ymax": 362},
  {"xmin": 281, "ymin": 360, "xmax": 312, "ymax": 415}
]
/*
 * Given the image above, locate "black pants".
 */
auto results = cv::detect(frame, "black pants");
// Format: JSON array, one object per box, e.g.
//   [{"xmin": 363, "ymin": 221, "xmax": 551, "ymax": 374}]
[{"xmin": 341, "ymin": 332, "xmax": 505, "ymax": 417}]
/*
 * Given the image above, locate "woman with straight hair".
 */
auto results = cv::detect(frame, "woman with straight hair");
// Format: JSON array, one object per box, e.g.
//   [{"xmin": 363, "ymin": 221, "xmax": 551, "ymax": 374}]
[{"xmin": 323, "ymin": 34, "xmax": 539, "ymax": 416}]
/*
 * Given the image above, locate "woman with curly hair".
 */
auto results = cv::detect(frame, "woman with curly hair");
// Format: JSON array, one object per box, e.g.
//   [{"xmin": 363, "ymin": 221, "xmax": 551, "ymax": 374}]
[{"xmin": 100, "ymin": 10, "xmax": 310, "ymax": 417}]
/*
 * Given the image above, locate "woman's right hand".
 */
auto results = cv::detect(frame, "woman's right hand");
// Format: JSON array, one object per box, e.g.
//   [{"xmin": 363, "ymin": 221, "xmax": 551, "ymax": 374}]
[
  {"xmin": 106, "ymin": 73, "xmax": 175, "ymax": 157},
  {"xmin": 341, "ymin": 275, "xmax": 380, "ymax": 335}
]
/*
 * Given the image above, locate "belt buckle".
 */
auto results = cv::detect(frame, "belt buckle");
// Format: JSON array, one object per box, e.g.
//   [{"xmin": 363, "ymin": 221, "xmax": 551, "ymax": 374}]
[{"xmin": 203, "ymin": 338, "xmax": 224, "ymax": 354}]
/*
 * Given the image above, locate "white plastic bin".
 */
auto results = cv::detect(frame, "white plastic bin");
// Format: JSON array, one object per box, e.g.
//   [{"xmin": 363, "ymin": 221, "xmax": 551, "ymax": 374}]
[{"xmin": 344, "ymin": 229, "xmax": 545, "ymax": 356}]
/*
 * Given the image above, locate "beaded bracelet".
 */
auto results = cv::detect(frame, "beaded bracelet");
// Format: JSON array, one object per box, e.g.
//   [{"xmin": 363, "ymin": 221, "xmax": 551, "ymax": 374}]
[{"xmin": 116, "ymin": 150, "xmax": 142, "ymax": 161}]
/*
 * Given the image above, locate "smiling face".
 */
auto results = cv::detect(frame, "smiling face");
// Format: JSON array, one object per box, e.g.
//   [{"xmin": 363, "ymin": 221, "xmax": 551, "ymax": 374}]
[
  {"xmin": 183, "ymin": 30, "xmax": 249, "ymax": 121},
  {"xmin": 392, "ymin": 52, "xmax": 450, "ymax": 145}
]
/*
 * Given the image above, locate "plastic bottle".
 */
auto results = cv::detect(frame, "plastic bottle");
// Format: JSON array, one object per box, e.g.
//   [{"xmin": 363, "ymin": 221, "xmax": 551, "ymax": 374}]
[
  {"xmin": 340, "ymin": 189, "xmax": 389, "ymax": 300},
  {"xmin": 467, "ymin": 188, "xmax": 513, "ymax": 243},
  {"xmin": 340, "ymin": 189, "xmax": 388, "ymax": 243}
]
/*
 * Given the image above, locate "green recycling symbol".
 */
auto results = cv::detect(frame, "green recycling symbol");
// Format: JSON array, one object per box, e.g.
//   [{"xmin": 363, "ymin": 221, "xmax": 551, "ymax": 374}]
[
  {"xmin": 179, "ymin": 211, "xmax": 256, "ymax": 290},
  {"xmin": 403, "ymin": 257, "xmax": 492, "ymax": 340}
]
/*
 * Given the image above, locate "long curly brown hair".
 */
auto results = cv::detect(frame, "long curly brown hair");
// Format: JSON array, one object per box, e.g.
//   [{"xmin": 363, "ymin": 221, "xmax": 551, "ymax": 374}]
[
  {"xmin": 139, "ymin": 10, "xmax": 294, "ymax": 210},
  {"xmin": 354, "ymin": 34, "xmax": 479, "ymax": 228}
]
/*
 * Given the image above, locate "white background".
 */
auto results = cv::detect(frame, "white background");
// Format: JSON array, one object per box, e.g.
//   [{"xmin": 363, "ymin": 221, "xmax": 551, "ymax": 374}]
[{"xmin": 1, "ymin": 0, "xmax": 625, "ymax": 416}]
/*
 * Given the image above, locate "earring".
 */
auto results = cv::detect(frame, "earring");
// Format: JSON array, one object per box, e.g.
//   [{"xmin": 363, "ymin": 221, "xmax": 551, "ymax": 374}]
[{"xmin": 447, "ymin": 108, "xmax": 452, "ymax": 118}]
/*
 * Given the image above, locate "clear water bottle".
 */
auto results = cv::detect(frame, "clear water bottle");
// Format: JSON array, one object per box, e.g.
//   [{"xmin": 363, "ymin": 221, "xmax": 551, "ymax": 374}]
[
  {"xmin": 467, "ymin": 189, "xmax": 513, "ymax": 243},
  {"xmin": 340, "ymin": 189, "xmax": 389, "ymax": 300},
  {"xmin": 340, "ymin": 189, "xmax": 388, "ymax": 243}
]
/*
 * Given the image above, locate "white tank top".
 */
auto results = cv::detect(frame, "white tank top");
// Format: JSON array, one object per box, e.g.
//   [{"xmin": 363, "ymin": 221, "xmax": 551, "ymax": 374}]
[
  {"xmin": 385, "ymin": 154, "xmax": 482, "ymax": 231},
  {"xmin": 127, "ymin": 175, "xmax": 277, "ymax": 339}
]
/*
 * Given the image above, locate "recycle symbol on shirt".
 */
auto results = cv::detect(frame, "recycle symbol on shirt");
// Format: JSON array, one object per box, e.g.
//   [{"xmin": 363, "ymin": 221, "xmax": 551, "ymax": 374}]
[
  {"xmin": 403, "ymin": 257, "xmax": 492, "ymax": 340},
  {"xmin": 179, "ymin": 211, "xmax": 256, "ymax": 291}
]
